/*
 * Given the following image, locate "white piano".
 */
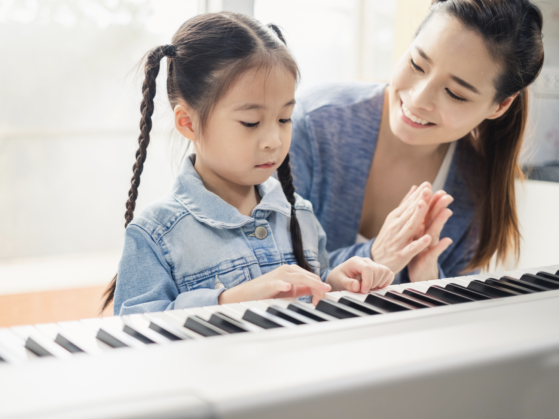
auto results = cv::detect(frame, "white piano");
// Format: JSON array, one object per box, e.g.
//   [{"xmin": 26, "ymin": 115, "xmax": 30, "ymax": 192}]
[{"xmin": 1, "ymin": 265, "xmax": 558, "ymax": 419}]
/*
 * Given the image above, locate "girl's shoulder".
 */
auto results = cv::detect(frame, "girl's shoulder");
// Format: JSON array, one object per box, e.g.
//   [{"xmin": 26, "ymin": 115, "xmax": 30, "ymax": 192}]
[
  {"xmin": 127, "ymin": 193, "xmax": 191, "ymax": 243},
  {"xmin": 295, "ymin": 81, "xmax": 387, "ymax": 119}
]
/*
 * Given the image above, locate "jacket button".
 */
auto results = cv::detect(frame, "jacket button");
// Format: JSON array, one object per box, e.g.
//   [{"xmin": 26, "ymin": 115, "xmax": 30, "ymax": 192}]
[{"xmin": 254, "ymin": 226, "xmax": 268, "ymax": 240}]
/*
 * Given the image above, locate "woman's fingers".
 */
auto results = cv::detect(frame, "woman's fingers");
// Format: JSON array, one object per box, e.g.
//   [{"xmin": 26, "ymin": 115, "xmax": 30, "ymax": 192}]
[
  {"xmin": 399, "ymin": 234, "xmax": 432, "ymax": 263},
  {"xmin": 392, "ymin": 182, "xmax": 431, "ymax": 218},
  {"xmin": 428, "ymin": 237, "xmax": 453, "ymax": 259},
  {"xmin": 425, "ymin": 208, "xmax": 453, "ymax": 247},
  {"xmin": 425, "ymin": 192, "xmax": 454, "ymax": 228},
  {"xmin": 395, "ymin": 198, "xmax": 429, "ymax": 244}
]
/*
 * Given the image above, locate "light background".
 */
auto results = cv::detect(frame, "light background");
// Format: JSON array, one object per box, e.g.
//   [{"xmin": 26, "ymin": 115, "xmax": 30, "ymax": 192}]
[{"xmin": 0, "ymin": 0, "xmax": 557, "ymax": 300}]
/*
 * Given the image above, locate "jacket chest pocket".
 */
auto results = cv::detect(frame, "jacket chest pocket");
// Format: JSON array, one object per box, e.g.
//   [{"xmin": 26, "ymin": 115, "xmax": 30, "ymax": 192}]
[{"xmin": 180, "ymin": 267, "xmax": 251, "ymax": 293}]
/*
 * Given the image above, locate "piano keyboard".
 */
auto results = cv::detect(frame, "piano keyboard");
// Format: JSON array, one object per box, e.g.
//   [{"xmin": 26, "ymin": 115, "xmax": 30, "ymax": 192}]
[
  {"xmin": 0, "ymin": 265, "xmax": 558, "ymax": 364},
  {"xmin": 1, "ymin": 264, "xmax": 559, "ymax": 419}
]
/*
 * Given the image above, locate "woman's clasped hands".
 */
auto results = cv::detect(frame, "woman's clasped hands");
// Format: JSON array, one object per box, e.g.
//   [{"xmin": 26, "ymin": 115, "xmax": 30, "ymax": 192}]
[
  {"xmin": 371, "ymin": 182, "xmax": 454, "ymax": 282},
  {"xmin": 218, "ymin": 257, "xmax": 394, "ymax": 306}
]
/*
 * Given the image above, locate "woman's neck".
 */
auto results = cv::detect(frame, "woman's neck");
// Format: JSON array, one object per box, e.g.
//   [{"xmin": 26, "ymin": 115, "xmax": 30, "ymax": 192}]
[
  {"xmin": 194, "ymin": 159, "xmax": 261, "ymax": 217},
  {"xmin": 379, "ymin": 88, "xmax": 449, "ymax": 162}
]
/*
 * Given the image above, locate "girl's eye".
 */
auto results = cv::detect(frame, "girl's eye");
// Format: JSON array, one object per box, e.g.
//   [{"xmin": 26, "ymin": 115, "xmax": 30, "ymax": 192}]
[
  {"xmin": 445, "ymin": 88, "xmax": 467, "ymax": 103},
  {"xmin": 279, "ymin": 118, "xmax": 292, "ymax": 124},
  {"xmin": 410, "ymin": 58, "xmax": 424, "ymax": 73},
  {"xmin": 241, "ymin": 121, "xmax": 259, "ymax": 128}
]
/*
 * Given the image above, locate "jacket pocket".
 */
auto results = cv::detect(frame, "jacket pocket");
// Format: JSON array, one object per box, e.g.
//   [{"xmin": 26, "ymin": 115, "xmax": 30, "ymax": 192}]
[{"xmin": 181, "ymin": 266, "xmax": 250, "ymax": 293}]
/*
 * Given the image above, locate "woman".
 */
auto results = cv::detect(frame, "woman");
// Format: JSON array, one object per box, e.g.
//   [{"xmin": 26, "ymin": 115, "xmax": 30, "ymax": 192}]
[{"xmin": 290, "ymin": 0, "xmax": 544, "ymax": 283}]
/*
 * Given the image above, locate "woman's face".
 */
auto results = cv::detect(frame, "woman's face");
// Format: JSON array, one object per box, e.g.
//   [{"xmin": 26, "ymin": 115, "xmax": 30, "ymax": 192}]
[{"xmin": 389, "ymin": 13, "xmax": 510, "ymax": 146}]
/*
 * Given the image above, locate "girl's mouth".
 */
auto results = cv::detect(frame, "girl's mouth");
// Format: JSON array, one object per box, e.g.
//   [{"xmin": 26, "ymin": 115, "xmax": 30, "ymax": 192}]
[
  {"xmin": 400, "ymin": 101, "xmax": 436, "ymax": 129},
  {"xmin": 255, "ymin": 162, "xmax": 275, "ymax": 169}
]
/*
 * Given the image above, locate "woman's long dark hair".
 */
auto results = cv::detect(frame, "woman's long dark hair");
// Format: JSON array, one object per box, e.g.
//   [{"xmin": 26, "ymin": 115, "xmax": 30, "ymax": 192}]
[
  {"xmin": 101, "ymin": 13, "xmax": 307, "ymax": 312},
  {"xmin": 421, "ymin": 0, "xmax": 544, "ymax": 271}
]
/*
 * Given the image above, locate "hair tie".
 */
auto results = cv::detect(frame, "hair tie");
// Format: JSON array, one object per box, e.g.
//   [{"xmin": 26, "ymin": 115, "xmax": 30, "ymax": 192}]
[{"xmin": 162, "ymin": 44, "xmax": 177, "ymax": 58}]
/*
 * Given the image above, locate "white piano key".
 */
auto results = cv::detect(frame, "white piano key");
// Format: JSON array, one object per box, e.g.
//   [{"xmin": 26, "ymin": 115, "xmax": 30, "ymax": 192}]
[
  {"xmin": 182, "ymin": 307, "xmax": 215, "ymax": 321},
  {"xmin": 240, "ymin": 301, "xmax": 270, "ymax": 311},
  {"xmin": 0, "ymin": 329, "xmax": 31, "ymax": 363},
  {"xmin": 57, "ymin": 321, "xmax": 110, "ymax": 354},
  {"xmin": 142, "ymin": 314, "xmax": 200, "ymax": 341},
  {"xmin": 440, "ymin": 278, "xmax": 472, "ymax": 287},
  {"xmin": 399, "ymin": 283, "xmax": 429, "ymax": 292},
  {"xmin": 144, "ymin": 312, "xmax": 204, "ymax": 339},
  {"xmin": 10, "ymin": 325, "xmax": 71, "ymax": 359},
  {"xmin": 165, "ymin": 309, "xmax": 196, "ymax": 322},
  {"xmin": 81, "ymin": 318, "xmax": 146, "ymax": 349},
  {"xmin": 340, "ymin": 291, "xmax": 367, "ymax": 302},
  {"xmin": 325, "ymin": 292, "xmax": 344, "ymax": 302},
  {"xmin": 122, "ymin": 315, "xmax": 173, "ymax": 345},
  {"xmin": 220, "ymin": 303, "xmax": 248, "ymax": 314}
]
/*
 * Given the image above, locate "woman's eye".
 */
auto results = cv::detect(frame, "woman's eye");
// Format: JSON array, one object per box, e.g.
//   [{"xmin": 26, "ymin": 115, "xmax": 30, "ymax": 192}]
[
  {"xmin": 241, "ymin": 121, "xmax": 260, "ymax": 128},
  {"xmin": 445, "ymin": 88, "xmax": 467, "ymax": 103},
  {"xmin": 410, "ymin": 58, "xmax": 424, "ymax": 73},
  {"xmin": 279, "ymin": 118, "xmax": 292, "ymax": 124}
]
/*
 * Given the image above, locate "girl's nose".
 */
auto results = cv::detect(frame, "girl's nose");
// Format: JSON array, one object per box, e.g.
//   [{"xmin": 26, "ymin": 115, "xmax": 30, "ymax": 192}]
[{"xmin": 261, "ymin": 132, "xmax": 282, "ymax": 150}]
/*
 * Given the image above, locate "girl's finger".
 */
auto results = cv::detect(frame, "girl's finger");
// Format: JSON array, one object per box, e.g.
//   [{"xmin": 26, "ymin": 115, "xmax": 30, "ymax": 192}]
[
  {"xmin": 359, "ymin": 263, "xmax": 376, "ymax": 293},
  {"xmin": 380, "ymin": 268, "xmax": 395, "ymax": 288},
  {"xmin": 338, "ymin": 276, "xmax": 361, "ymax": 293}
]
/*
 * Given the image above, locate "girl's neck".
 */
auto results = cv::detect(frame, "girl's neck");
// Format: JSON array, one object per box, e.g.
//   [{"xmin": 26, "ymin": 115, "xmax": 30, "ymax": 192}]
[
  {"xmin": 194, "ymin": 158, "xmax": 261, "ymax": 217},
  {"xmin": 380, "ymin": 88, "xmax": 449, "ymax": 162}
]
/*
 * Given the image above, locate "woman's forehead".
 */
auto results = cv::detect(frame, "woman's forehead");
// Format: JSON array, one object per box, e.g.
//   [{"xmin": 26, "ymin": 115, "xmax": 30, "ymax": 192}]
[{"xmin": 414, "ymin": 13, "xmax": 501, "ymax": 97}]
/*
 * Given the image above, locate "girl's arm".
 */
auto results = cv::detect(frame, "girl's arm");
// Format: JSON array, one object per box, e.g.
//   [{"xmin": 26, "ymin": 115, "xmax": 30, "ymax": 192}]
[{"xmin": 115, "ymin": 225, "xmax": 226, "ymax": 315}]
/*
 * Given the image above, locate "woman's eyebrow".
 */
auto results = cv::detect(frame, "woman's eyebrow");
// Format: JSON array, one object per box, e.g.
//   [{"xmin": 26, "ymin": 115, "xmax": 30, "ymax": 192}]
[
  {"xmin": 234, "ymin": 99, "xmax": 296, "ymax": 112},
  {"xmin": 415, "ymin": 46, "xmax": 480, "ymax": 95}
]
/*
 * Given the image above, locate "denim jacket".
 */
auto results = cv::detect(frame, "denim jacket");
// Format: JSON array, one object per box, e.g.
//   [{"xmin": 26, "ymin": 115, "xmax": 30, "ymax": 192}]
[{"xmin": 114, "ymin": 155, "xmax": 330, "ymax": 315}]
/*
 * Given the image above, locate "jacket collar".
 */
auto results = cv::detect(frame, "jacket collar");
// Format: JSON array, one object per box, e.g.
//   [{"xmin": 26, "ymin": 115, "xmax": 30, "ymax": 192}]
[{"xmin": 172, "ymin": 154, "xmax": 292, "ymax": 229}]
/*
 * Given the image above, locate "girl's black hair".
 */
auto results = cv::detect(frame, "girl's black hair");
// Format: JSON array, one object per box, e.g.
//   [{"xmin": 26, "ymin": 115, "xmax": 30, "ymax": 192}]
[
  {"xmin": 420, "ymin": 0, "xmax": 544, "ymax": 271},
  {"xmin": 102, "ymin": 13, "xmax": 307, "ymax": 312}
]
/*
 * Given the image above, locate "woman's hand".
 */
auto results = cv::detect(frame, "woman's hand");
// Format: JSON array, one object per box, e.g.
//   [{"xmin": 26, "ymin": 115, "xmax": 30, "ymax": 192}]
[
  {"xmin": 327, "ymin": 257, "xmax": 394, "ymax": 293},
  {"xmin": 371, "ymin": 182, "xmax": 435, "ymax": 274},
  {"xmin": 218, "ymin": 264, "xmax": 331, "ymax": 306},
  {"xmin": 408, "ymin": 191, "xmax": 454, "ymax": 282}
]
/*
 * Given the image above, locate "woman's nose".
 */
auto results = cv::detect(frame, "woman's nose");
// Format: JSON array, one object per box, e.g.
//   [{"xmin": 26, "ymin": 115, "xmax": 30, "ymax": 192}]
[{"xmin": 410, "ymin": 80, "xmax": 435, "ymax": 112}]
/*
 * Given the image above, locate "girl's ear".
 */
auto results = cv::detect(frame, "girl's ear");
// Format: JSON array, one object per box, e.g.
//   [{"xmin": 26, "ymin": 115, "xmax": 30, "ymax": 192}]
[
  {"xmin": 174, "ymin": 103, "xmax": 198, "ymax": 141},
  {"xmin": 486, "ymin": 93, "xmax": 518, "ymax": 120}
]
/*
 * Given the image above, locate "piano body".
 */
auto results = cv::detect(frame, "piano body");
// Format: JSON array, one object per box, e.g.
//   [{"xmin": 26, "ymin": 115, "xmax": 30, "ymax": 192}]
[{"xmin": 1, "ymin": 265, "xmax": 559, "ymax": 419}]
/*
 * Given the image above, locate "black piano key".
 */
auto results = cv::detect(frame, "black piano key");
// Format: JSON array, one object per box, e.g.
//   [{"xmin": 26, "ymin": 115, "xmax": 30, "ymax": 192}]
[
  {"xmin": 148, "ymin": 321, "xmax": 187, "ymax": 341},
  {"xmin": 365, "ymin": 293, "xmax": 415, "ymax": 312},
  {"xmin": 266, "ymin": 305, "xmax": 318, "ymax": 325},
  {"xmin": 338, "ymin": 296, "xmax": 386, "ymax": 315},
  {"xmin": 208, "ymin": 312, "xmax": 255, "ymax": 333},
  {"xmin": 485, "ymin": 279, "xmax": 532, "ymax": 294},
  {"xmin": 315, "ymin": 299, "xmax": 368, "ymax": 319},
  {"xmin": 287, "ymin": 303, "xmax": 337, "ymax": 322},
  {"xmin": 54, "ymin": 334, "xmax": 85, "ymax": 354},
  {"xmin": 402, "ymin": 289, "xmax": 449, "ymax": 306},
  {"xmin": 243, "ymin": 308, "xmax": 295, "ymax": 329},
  {"xmin": 25, "ymin": 337, "xmax": 53, "ymax": 357},
  {"xmin": 96, "ymin": 329, "xmax": 128, "ymax": 349},
  {"xmin": 426, "ymin": 285, "xmax": 475, "ymax": 304},
  {"xmin": 0, "ymin": 355, "xmax": 4, "ymax": 362},
  {"xmin": 556, "ymin": 269, "xmax": 559, "ymax": 276},
  {"xmin": 385, "ymin": 291, "xmax": 434, "ymax": 308},
  {"xmin": 500, "ymin": 276, "xmax": 549, "ymax": 292},
  {"xmin": 520, "ymin": 274, "xmax": 559, "ymax": 290},
  {"xmin": 536, "ymin": 271, "xmax": 559, "ymax": 283},
  {"xmin": 468, "ymin": 280, "xmax": 519, "ymax": 298},
  {"xmin": 123, "ymin": 325, "xmax": 156, "ymax": 344},
  {"xmin": 184, "ymin": 316, "xmax": 228, "ymax": 337},
  {"xmin": 444, "ymin": 283, "xmax": 492, "ymax": 300}
]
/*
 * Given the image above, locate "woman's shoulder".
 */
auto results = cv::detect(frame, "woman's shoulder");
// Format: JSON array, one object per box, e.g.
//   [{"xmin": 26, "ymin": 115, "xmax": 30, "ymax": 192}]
[{"xmin": 295, "ymin": 81, "xmax": 387, "ymax": 118}]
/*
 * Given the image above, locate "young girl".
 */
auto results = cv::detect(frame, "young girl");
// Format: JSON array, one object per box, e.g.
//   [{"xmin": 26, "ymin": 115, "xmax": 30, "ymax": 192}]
[{"xmin": 102, "ymin": 12, "xmax": 394, "ymax": 315}]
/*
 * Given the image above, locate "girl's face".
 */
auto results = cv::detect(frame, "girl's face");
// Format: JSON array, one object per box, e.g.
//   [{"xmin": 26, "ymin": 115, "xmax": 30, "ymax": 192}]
[
  {"xmin": 389, "ymin": 13, "xmax": 513, "ymax": 146},
  {"xmin": 181, "ymin": 66, "xmax": 296, "ymax": 188}
]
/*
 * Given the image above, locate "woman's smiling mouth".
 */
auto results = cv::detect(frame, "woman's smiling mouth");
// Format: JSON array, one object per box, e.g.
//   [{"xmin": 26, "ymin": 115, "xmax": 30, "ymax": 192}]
[{"xmin": 401, "ymin": 101, "xmax": 436, "ymax": 128}]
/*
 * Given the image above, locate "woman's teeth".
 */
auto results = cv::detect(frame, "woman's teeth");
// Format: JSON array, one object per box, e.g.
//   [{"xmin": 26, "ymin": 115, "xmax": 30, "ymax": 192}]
[{"xmin": 402, "ymin": 103, "xmax": 432, "ymax": 125}]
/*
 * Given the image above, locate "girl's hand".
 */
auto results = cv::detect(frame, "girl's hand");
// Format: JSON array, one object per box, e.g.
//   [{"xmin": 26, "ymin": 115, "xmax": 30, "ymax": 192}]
[
  {"xmin": 326, "ymin": 257, "xmax": 394, "ymax": 293},
  {"xmin": 371, "ymin": 182, "xmax": 434, "ymax": 274},
  {"xmin": 408, "ymin": 191, "xmax": 454, "ymax": 282},
  {"xmin": 218, "ymin": 264, "xmax": 331, "ymax": 306}
]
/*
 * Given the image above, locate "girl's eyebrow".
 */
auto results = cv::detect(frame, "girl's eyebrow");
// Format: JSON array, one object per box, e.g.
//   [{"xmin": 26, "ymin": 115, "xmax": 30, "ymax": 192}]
[
  {"xmin": 234, "ymin": 99, "xmax": 296, "ymax": 112},
  {"xmin": 415, "ymin": 46, "xmax": 480, "ymax": 95}
]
